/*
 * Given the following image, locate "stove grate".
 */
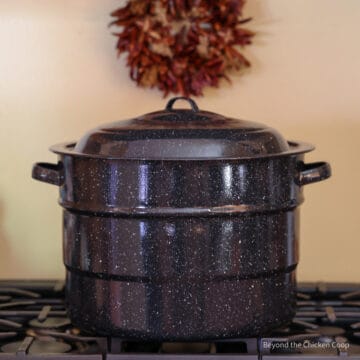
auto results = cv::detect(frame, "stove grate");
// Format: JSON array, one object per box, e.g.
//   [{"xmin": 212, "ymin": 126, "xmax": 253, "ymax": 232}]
[{"xmin": 0, "ymin": 281, "xmax": 359, "ymax": 359}]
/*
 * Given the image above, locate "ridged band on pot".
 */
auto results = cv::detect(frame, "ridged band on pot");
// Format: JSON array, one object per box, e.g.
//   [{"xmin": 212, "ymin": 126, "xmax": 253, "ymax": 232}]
[
  {"xmin": 33, "ymin": 153, "xmax": 329, "ymax": 216},
  {"xmin": 63, "ymin": 209, "xmax": 299, "ymax": 280},
  {"xmin": 32, "ymin": 97, "xmax": 332, "ymax": 340}
]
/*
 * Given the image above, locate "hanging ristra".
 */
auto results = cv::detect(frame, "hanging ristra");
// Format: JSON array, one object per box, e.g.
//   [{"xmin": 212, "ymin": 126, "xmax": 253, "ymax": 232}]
[{"xmin": 111, "ymin": 0, "xmax": 254, "ymax": 97}]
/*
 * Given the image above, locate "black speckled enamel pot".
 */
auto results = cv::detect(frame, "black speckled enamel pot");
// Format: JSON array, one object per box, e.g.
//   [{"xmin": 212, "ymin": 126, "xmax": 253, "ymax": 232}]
[{"xmin": 32, "ymin": 97, "xmax": 331, "ymax": 340}]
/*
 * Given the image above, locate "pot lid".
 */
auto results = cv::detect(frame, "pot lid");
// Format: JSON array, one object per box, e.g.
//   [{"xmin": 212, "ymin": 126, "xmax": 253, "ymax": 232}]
[{"xmin": 52, "ymin": 97, "xmax": 314, "ymax": 160}]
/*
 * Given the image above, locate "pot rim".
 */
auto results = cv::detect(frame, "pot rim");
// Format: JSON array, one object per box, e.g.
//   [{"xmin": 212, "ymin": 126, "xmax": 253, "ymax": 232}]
[{"xmin": 50, "ymin": 140, "xmax": 314, "ymax": 161}]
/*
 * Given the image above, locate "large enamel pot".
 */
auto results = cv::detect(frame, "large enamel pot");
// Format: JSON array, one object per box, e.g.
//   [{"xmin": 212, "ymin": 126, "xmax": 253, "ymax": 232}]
[{"xmin": 32, "ymin": 97, "xmax": 331, "ymax": 340}]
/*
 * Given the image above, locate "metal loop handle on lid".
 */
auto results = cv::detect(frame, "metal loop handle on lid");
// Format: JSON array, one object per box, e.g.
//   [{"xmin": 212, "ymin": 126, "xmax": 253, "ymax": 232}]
[{"xmin": 165, "ymin": 97, "xmax": 199, "ymax": 112}]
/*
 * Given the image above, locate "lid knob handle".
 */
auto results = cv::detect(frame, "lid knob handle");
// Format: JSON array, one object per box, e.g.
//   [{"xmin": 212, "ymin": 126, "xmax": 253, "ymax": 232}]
[{"xmin": 166, "ymin": 97, "xmax": 199, "ymax": 112}]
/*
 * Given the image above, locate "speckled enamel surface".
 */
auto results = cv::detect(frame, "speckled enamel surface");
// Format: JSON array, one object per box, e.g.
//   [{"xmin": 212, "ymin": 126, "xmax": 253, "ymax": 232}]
[
  {"xmin": 57, "ymin": 154, "xmax": 302, "ymax": 340},
  {"xmin": 72, "ymin": 106, "xmax": 292, "ymax": 160},
  {"xmin": 66, "ymin": 269, "xmax": 296, "ymax": 340},
  {"xmin": 51, "ymin": 97, "xmax": 314, "ymax": 161},
  {"xmin": 32, "ymin": 99, "xmax": 331, "ymax": 340},
  {"xmin": 64, "ymin": 209, "xmax": 298, "ymax": 340},
  {"xmin": 59, "ymin": 156, "xmax": 304, "ymax": 214}
]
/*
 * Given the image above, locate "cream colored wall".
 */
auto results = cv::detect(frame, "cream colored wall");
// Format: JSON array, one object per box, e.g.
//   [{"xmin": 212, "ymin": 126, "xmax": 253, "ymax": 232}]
[{"xmin": 0, "ymin": 0, "xmax": 359, "ymax": 281}]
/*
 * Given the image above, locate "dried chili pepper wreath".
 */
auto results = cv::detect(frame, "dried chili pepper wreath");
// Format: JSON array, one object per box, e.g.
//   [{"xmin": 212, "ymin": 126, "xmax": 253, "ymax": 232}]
[{"xmin": 111, "ymin": 0, "xmax": 254, "ymax": 97}]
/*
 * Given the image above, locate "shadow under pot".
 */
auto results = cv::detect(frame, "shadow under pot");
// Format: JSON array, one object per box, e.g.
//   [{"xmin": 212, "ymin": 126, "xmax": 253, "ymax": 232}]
[{"xmin": 32, "ymin": 97, "xmax": 331, "ymax": 341}]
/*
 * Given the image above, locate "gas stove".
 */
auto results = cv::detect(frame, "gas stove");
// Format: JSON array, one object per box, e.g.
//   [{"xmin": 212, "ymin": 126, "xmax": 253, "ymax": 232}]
[{"xmin": 0, "ymin": 281, "xmax": 359, "ymax": 359}]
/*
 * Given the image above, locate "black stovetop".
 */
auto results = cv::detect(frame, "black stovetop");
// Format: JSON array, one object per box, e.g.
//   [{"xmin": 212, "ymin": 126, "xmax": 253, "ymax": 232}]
[{"xmin": 0, "ymin": 280, "xmax": 360, "ymax": 359}]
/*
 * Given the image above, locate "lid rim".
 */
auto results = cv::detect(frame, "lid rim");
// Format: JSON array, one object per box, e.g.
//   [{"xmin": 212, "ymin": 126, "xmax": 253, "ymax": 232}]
[{"xmin": 50, "ymin": 141, "xmax": 315, "ymax": 161}]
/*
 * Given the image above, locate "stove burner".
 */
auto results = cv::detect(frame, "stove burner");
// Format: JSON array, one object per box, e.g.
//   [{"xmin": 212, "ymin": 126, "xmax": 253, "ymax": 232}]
[
  {"xmin": 29, "ymin": 317, "xmax": 71, "ymax": 329},
  {"xmin": 1, "ymin": 339, "xmax": 72, "ymax": 354}
]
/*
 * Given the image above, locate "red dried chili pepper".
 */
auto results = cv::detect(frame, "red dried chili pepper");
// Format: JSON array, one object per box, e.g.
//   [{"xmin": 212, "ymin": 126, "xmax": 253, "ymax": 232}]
[{"xmin": 111, "ymin": 0, "xmax": 254, "ymax": 96}]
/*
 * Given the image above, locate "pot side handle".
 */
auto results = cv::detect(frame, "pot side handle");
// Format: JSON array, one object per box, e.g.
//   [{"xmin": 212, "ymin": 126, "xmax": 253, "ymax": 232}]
[
  {"xmin": 32, "ymin": 162, "xmax": 64, "ymax": 186},
  {"xmin": 297, "ymin": 161, "xmax": 331, "ymax": 186}
]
